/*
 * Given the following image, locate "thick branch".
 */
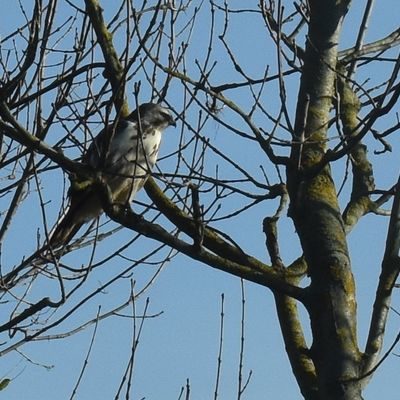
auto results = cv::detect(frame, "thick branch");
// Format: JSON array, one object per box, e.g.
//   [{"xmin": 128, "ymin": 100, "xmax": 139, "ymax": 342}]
[
  {"xmin": 97, "ymin": 180, "xmax": 306, "ymax": 301},
  {"xmin": 362, "ymin": 175, "xmax": 400, "ymax": 381},
  {"xmin": 0, "ymin": 102, "xmax": 86, "ymax": 175},
  {"xmin": 274, "ymin": 293, "xmax": 318, "ymax": 399},
  {"xmin": 84, "ymin": 0, "xmax": 129, "ymax": 117},
  {"xmin": 262, "ymin": 216, "xmax": 317, "ymax": 397},
  {"xmin": 339, "ymin": 77, "xmax": 376, "ymax": 233},
  {"xmin": 145, "ymin": 177, "xmax": 263, "ymax": 267}
]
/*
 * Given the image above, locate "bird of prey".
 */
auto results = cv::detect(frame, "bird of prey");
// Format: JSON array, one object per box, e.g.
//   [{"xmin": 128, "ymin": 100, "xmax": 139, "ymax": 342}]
[{"xmin": 48, "ymin": 102, "xmax": 176, "ymax": 249}]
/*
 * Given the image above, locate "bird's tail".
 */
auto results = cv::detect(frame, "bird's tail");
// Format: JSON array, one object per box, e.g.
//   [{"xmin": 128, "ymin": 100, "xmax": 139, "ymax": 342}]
[
  {"xmin": 47, "ymin": 207, "xmax": 85, "ymax": 249},
  {"xmin": 47, "ymin": 186, "xmax": 104, "ymax": 250}
]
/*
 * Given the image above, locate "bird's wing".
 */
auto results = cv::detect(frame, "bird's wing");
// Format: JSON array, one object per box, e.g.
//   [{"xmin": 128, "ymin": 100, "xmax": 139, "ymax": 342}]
[{"xmin": 47, "ymin": 123, "xmax": 118, "ymax": 249}]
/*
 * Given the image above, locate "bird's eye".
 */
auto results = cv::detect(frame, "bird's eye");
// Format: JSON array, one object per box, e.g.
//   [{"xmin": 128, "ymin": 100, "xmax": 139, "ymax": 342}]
[{"xmin": 160, "ymin": 110, "xmax": 171, "ymax": 119}]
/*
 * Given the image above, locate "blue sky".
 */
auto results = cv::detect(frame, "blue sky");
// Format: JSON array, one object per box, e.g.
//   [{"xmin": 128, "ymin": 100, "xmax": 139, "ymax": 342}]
[{"xmin": 1, "ymin": 1, "xmax": 400, "ymax": 399}]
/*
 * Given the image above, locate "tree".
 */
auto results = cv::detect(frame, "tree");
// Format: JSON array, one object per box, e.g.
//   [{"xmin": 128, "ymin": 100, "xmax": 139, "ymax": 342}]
[{"xmin": 0, "ymin": 0, "xmax": 400, "ymax": 398}]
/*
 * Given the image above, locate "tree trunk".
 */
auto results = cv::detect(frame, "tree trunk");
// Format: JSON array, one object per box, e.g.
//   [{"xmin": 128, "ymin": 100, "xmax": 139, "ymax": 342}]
[{"xmin": 287, "ymin": 1, "xmax": 363, "ymax": 398}]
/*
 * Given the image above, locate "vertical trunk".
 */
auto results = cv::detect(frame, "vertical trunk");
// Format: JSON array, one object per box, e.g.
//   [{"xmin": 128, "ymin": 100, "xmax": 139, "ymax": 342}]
[{"xmin": 286, "ymin": 1, "xmax": 363, "ymax": 398}]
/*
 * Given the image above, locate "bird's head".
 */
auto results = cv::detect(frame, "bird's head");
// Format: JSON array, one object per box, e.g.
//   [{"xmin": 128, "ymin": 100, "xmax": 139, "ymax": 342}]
[{"xmin": 128, "ymin": 103, "xmax": 176, "ymax": 130}]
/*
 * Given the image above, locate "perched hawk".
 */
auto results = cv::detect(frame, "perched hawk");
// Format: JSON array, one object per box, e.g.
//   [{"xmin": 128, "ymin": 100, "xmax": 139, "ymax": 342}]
[{"xmin": 49, "ymin": 102, "xmax": 176, "ymax": 248}]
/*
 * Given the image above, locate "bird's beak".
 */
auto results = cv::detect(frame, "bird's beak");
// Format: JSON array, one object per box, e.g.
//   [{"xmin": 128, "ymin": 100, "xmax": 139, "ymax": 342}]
[{"xmin": 169, "ymin": 117, "xmax": 177, "ymax": 127}]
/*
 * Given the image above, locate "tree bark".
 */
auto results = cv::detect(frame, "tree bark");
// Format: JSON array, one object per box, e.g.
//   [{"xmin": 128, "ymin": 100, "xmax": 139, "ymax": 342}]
[{"xmin": 286, "ymin": 1, "xmax": 363, "ymax": 398}]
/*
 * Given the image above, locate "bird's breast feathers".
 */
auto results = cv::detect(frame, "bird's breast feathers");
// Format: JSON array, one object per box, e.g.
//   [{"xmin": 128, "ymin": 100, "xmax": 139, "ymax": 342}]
[{"xmin": 103, "ymin": 120, "xmax": 162, "ymax": 175}]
